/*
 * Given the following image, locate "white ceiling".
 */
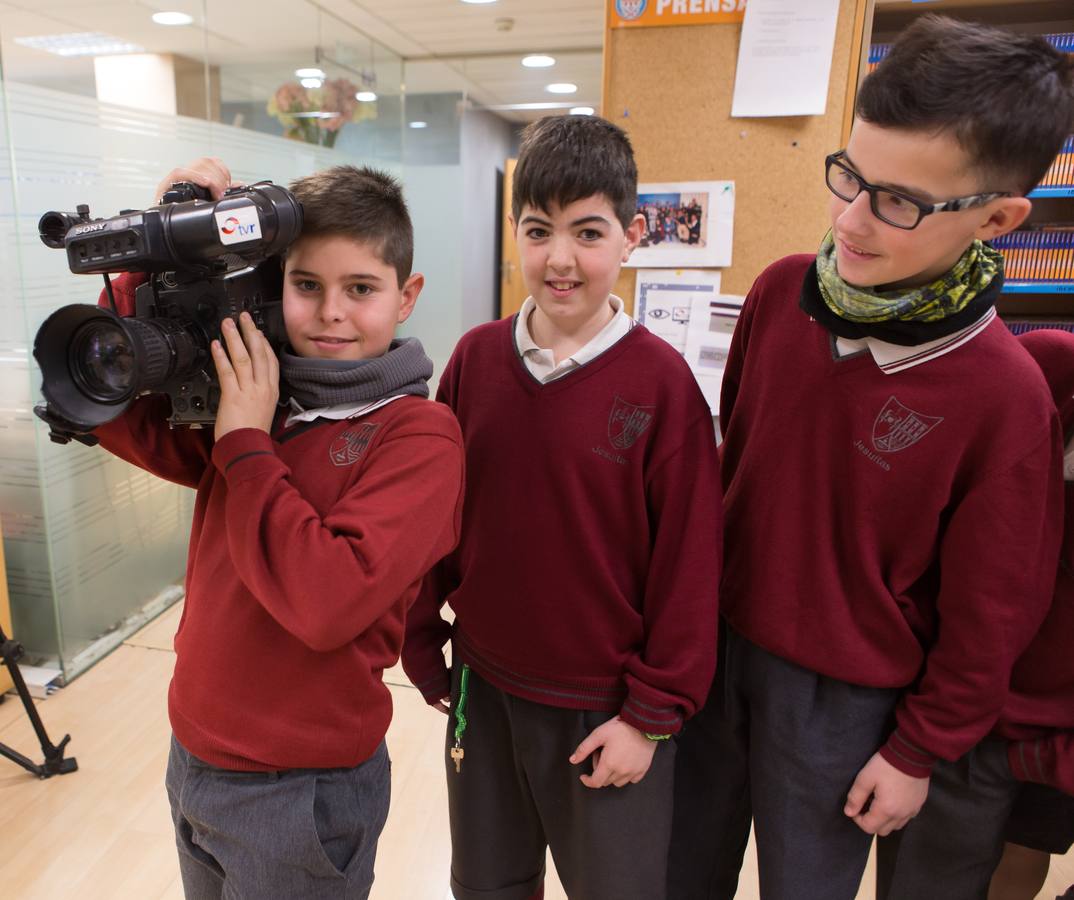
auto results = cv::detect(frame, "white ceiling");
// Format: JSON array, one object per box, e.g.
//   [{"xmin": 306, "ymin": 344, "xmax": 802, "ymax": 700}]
[{"xmin": 0, "ymin": 0, "xmax": 604, "ymax": 121}]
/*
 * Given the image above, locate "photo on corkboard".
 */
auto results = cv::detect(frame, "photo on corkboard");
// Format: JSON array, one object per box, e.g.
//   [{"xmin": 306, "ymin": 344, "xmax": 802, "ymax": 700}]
[{"xmin": 627, "ymin": 181, "xmax": 735, "ymax": 269}]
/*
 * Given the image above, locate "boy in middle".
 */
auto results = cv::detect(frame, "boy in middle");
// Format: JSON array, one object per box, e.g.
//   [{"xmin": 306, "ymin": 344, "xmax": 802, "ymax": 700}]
[{"xmin": 402, "ymin": 114, "xmax": 722, "ymax": 900}]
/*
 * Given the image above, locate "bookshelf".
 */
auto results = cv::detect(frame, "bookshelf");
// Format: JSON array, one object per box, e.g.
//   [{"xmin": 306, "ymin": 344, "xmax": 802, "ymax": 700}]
[{"xmin": 863, "ymin": 1, "xmax": 1074, "ymax": 327}]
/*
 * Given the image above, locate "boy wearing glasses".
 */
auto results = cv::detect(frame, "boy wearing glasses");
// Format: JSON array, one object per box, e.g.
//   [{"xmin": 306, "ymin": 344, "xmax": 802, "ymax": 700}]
[{"xmin": 669, "ymin": 15, "xmax": 1074, "ymax": 900}]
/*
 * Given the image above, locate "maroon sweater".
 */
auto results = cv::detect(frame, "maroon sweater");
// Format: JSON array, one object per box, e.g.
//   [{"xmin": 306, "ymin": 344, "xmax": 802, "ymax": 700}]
[
  {"xmin": 401, "ymin": 318, "xmax": 722, "ymax": 735},
  {"xmin": 720, "ymin": 255, "xmax": 1063, "ymax": 777},
  {"xmin": 92, "ymin": 275, "xmax": 464, "ymax": 770},
  {"xmin": 999, "ymin": 330, "xmax": 1074, "ymax": 796}
]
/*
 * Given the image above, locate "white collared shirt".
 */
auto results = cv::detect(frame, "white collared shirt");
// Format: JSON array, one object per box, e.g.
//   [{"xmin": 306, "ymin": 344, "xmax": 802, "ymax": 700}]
[
  {"xmin": 284, "ymin": 394, "xmax": 406, "ymax": 427},
  {"xmin": 832, "ymin": 307, "xmax": 997, "ymax": 375},
  {"xmin": 515, "ymin": 295, "xmax": 635, "ymax": 383}
]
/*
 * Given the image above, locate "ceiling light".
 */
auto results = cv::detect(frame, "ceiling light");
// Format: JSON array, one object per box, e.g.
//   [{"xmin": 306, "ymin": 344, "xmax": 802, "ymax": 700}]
[
  {"xmin": 460, "ymin": 0, "xmax": 499, "ymax": 4},
  {"xmin": 295, "ymin": 68, "xmax": 326, "ymax": 79},
  {"xmin": 14, "ymin": 32, "xmax": 144, "ymax": 57},
  {"xmin": 355, "ymin": 91, "xmax": 377, "ymax": 102},
  {"xmin": 409, "ymin": 121, "xmax": 428, "ymax": 129},
  {"xmin": 522, "ymin": 55, "xmax": 555, "ymax": 68},
  {"xmin": 570, "ymin": 107, "xmax": 595, "ymax": 116},
  {"xmin": 545, "ymin": 83, "xmax": 577, "ymax": 95},
  {"xmin": 151, "ymin": 11, "xmax": 193, "ymax": 26}
]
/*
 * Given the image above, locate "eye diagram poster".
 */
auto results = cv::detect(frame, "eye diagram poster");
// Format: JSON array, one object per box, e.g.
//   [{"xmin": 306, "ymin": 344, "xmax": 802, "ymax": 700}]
[{"xmin": 634, "ymin": 269, "xmax": 722, "ymax": 354}]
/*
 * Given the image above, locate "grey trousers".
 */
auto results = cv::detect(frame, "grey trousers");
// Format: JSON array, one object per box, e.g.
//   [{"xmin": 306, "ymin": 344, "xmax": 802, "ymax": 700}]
[
  {"xmin": 446, "ymin": 663, "xmax": 677, "ymax": 900},
  {"xmin": 669, "ymin": 626, "xmax": 900, "ymax": 900},
  {"xmin": 876, "ymin": 740, "xmax": 1022, "ymax": 900},
  {"xmin": 165, "ymin": 734, "xmax": 390, "ymax": 900}
]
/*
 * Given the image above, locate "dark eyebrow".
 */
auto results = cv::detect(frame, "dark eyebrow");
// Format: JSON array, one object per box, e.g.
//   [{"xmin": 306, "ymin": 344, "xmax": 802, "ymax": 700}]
[
  {"xmin": 570, "ymin": 215, "xmax": 611, "ymax": 228},
  {"xmin": 289, "ymin": 268, "xmax": 384, "ymax": 283},
  {"xmin": 519, "ymin": 214, "xmax": 611, "ymax": 229},
  {"xmin": 843, "ymin": 152, "xmax": 936, "ymax": 202}
]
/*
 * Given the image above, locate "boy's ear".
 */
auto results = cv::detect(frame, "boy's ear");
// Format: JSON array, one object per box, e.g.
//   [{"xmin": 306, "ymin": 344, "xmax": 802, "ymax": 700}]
[
  {"xmin": 397, "ymin": 272, "xmax": 424, "ymax": 324},
  {"xmin": 622, "ymin": 213, "xmax": 647, "ymax": 261},
  {"xmin": 974, "ymin": 196, "xmax": 1032, "ymax": 242},
  {"xmin": 507, "ymin": 214, "xmax": 517, "ymax": 234}
]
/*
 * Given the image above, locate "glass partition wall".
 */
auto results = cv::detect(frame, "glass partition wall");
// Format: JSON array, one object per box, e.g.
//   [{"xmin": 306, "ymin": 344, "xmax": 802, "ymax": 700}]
[{"xmin": 0, "ymin": 0, "xmax": 405, "ymax": 679}]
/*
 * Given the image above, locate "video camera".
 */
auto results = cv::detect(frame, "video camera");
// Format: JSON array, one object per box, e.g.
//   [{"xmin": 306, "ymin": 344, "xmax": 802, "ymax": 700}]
[{"xmin": 32, "ymin": 180, "xmax": 303, "ymax": 444}]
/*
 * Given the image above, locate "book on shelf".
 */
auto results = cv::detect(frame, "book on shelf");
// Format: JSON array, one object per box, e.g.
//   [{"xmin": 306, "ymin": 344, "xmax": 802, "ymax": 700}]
[
  {"xmin": 992, "ymin": 227, "xmax": 1074, "ymax": 292},
  {"xmin": 1004, "ymin": 320, "xmax": 1074, "ymax": 336},
  {"xmin": 868, "ymin": 33, "xmax": 1073, "ymax": 75}
]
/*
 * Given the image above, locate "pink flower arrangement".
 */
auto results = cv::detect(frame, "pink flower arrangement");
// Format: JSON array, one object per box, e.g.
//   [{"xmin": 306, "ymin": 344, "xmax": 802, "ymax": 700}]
[{"xmin": 267, "ymin": 77, "xmax": 376, "ymax": 148}]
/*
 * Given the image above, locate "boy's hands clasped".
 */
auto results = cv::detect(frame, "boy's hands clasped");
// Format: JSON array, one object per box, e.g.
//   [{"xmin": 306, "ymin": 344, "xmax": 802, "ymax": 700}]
[
  {"xmin": 212, "ymin": 313, "xmax": 279, "ymax": 442},
  {"xmin": 570, "ymin": 716, "xmax": 659, "ymax": 789}
]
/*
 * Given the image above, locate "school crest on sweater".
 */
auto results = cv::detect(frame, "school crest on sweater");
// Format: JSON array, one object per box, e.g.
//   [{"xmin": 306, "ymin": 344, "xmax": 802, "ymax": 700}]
[
  {"xmin": 608, "ymin": 397, "xmax": 655, "ymax": 450},
  {"xmin": 329, "ymin": 422, "xmax": 381, "ymax": 466},
  {"xmin": 872, "ymin": 396, "xmax": 943, "ymax": 453}
]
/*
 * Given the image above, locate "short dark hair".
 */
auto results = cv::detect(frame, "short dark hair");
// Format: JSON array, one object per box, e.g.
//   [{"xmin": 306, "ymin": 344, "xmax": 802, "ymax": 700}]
[
  {"xmin": 288, "ymin": 165, "xmax": 413, "ymax": 286},
  {"xmin": 513, "ymin": 115, "xmax": 638, "ymax": 229},
  {"xmin": 857, "ymin": 14, "xmax": 1074, "ymax": 194}
]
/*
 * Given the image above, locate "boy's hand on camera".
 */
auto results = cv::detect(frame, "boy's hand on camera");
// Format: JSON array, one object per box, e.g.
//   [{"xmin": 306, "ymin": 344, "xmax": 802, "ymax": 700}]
[
  {"xmin": 154, "ymin": 157, "xmax": 233, "ymax": 204},
  {"xmin": 212, "ymin": 312, "xmax": 279, "ymax": 441},
  {"xmin": 844, "ymin": 752, "xmax": 929, "ymax": 836},
  {"xmin": 570, "ymin": 716, "xmax": 658, "ymax": 789}
]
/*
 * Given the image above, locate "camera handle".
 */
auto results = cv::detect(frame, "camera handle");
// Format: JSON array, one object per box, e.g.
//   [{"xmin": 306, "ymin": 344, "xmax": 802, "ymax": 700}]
[
  {"xmin": 0, "ymin": 624, "xmax": 78, "ymax": 779},
  {"xmin": 33, "ymin": 405, "xmax": 99, "ymax": 447}
]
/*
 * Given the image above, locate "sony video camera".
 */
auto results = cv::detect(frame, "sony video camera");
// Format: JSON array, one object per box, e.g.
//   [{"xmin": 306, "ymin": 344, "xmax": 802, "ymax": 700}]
[{"xmin": 33, "ymin": 180, "xmax": 303, "ymax": 443}]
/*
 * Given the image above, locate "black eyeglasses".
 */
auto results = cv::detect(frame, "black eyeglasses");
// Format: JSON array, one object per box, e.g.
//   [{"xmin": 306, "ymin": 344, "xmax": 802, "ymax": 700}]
[{"xmin": 824, "ymin": 150, "xmax": 1013, "ymax": 230}]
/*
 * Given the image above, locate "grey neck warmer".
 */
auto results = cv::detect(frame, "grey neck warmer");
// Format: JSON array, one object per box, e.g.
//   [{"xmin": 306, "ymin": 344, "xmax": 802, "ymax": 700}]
[{"xmin": 278, "ymin": 337, "xmax": 433, "ymax": 409}]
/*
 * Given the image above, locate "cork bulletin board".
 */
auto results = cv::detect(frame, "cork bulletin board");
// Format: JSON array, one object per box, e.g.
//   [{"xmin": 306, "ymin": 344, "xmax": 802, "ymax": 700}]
[{"xmin": 603, "ymin": 0, "xmax": 869, "ymax": 310}]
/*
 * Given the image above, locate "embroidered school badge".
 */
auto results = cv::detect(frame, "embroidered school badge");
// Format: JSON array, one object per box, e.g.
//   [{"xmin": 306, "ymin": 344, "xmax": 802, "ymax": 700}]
[
  {"xmin": 872, "ymin": 396, "xmax": 943, "ymax": 453},
  {"xmin": 329, "ymin": 422, "xmax": 381, "ymax": 467},
  {"xmin": 608, "ymin": 396, "xmax": 655, "ymax": 450}
]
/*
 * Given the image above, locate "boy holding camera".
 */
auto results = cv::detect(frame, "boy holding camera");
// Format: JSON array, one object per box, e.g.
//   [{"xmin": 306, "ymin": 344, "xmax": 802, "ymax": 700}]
[
  {"xmin": 670, "ymin": 16, "xmax": 1072, "ymax": 900},
  {"xmin": 85, "ymin": 158, "xmax": 464, "ymax": 898}
]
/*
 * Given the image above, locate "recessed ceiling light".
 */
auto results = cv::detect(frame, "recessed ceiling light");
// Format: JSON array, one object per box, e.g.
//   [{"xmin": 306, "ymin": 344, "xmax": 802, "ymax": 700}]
[
  {"xmin": 460, "ymin": 0, "xmax": 499, "ymax": 4},
  {"xmin": 355, "ymin": 91, "xmax": 377, "ymax": 102},
  {"xmin": 295, "ymin": 68, "xmax": 326, "ymax": 79},
  {"xmin": 409, "ymin": 121, "xmax": 429, "ymax": 129},
  {"xmin": 14, "ymin": 32, "xmax": 144, "ymax": 57},
  {"xmin": 151, "ymin": 11, "xmax": 193, "ymax": 26},
  {"xmin": 522, "ymin": 55, "xmax": 555, "ymax": 68},
  {"xmin": 570, "ymin": 107, "xmax": 595, "ymax": 116},
  {"xmin": 300, "ymin": 78, "xmax": 323, "ymax": 89},
  {"xmin": 546, "ymin": 83, "xmax": 578, "ymax": 95}
]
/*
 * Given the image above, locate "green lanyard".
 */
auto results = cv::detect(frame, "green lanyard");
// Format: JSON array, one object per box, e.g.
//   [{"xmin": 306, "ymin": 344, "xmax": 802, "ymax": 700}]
[
  {"xmin": 450, "ymin": 664, "xmax": 470, "ymax": 773},
  {"xmin": 454, "ymin": 664, "xmax": 470, "ymax": 744}
]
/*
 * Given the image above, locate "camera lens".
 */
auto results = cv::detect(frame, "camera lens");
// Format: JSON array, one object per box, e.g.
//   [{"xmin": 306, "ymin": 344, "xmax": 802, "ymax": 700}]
[{"xmin": 69, "ymin": 320, "xmax": 135, "ymax": 401}]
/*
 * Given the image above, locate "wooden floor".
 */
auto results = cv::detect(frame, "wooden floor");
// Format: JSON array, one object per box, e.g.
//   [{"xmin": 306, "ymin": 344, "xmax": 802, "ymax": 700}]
[{"xmin": 0, "ymin": 602, "xmax": 1071, "ymax": 899}]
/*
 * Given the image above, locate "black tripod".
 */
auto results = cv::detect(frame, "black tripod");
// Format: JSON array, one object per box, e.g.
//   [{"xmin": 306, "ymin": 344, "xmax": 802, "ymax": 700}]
[{"xmin": 0, "ymin": 624, "xmax": 77, "ymax": 778}]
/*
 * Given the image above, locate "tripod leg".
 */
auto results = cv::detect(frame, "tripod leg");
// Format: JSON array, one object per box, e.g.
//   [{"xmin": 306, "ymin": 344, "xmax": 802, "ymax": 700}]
[{"xmin": 0, "ymin": 625, "xmax": 77, "ymax": 779}]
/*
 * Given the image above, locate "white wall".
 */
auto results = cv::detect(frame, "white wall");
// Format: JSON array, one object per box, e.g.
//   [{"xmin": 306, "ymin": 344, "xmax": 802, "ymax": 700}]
[{"xmin": 460, "ymin": 108, "xmax": 514, "ymax": 330}]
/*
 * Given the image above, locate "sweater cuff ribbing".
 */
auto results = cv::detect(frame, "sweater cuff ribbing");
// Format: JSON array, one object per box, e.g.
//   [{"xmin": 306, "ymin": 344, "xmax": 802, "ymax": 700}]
[
  {"xmin": 405, "ymin": 665, "xmax": 450, "ymax": 707},
  {"xmin": 879, "ymin": 729, "xmax": 937, "ymax": 778},
  {"xmin": 212, "ymin": 428, "xmax": 281, "ymax": 482},
  {"xmin": 1008, "ymin": 739, "xmax": 1050, "ymax": 785},
  {"xmin": 619, "ymin": 693, "xmax": 683, "ymax": 736}
]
